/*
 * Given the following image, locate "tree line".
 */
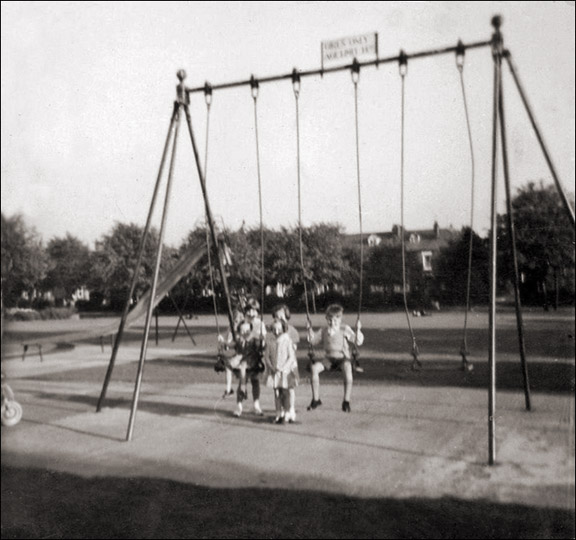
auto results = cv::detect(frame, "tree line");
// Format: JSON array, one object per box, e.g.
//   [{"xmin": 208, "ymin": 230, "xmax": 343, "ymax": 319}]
[{"xmin": 1, "ymin": 182, "xmax": 573, "ymax": 312}]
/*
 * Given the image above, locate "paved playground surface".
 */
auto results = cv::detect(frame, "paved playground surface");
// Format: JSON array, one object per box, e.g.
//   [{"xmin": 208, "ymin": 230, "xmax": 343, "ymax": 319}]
[{"xmin": 1, "ymin": 310, "xmax": 574, "ymax": 538}]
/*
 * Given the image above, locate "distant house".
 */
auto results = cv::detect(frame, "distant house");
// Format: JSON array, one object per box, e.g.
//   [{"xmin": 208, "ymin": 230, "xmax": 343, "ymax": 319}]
[
  {"xmin": 346, "ymin": 222, "xmax": 461, "ymax": 297},
  {"xmin": 348, "ymin": 221, "xmax": 458, "ymax": 272}
]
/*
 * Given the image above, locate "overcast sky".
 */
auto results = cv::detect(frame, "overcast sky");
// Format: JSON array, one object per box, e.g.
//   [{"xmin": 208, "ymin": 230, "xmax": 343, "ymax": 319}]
[{"xmin": 2, "ymin": 1, "xmax": 574, "ymax": 248}]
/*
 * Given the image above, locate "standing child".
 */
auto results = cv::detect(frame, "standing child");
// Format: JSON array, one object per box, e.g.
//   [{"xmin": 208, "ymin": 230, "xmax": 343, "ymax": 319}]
[
  {"xmin": 264, "ymin": 319, "xmax": 299, "ymax": 423},
  {"xmin": 306, "ymin": 303, "xmax": 364, "ymax": 413},
  {"xmin": 271, "ymin": 304, "xmax": 300, "ymax": 421}
]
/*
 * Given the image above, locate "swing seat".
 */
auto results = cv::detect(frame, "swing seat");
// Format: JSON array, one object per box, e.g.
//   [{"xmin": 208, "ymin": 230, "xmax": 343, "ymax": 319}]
[{"xmin": 214, "ymin": 356, "xmax": 226, "ymax": 373}]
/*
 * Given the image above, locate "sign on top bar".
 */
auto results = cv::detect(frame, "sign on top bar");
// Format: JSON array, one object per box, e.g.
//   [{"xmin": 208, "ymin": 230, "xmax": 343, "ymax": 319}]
[{"xmin": 321, "ymin": 32, "xmax": 378, "ymax": 70}]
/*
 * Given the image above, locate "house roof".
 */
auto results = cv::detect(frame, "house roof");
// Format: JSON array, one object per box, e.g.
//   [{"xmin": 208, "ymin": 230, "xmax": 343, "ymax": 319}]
[{"xmin": 345, "ymin": 224, "xmax": 460, "ymax": 252}]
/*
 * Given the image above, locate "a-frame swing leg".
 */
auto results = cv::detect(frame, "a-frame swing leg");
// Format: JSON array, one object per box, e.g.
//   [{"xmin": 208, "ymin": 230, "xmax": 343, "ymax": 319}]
[
  {"xmin": 125, "ymin": 70, "xmax": 240, "ymax": 441},
  {"xmin": 487, "ymin": 15, "xmax": 503, "ymax": 466},
  {"xmin": 504, "ymin": 52, "xmax": 575, "ymax": 228},
  {"xmin": 169, "ymin": 293, "xmax": 196, "ymax": 345},
  {"xmin": 171, "ymin": 298, "xmax": 183, "ymax": 341},
  {"xmin": 498, "ymin": 71, "xmax": 532, "ymax": 412},
  {"xmin": 126, "ymin": 101, "xmax": 182, "ymax": 442},
  {"xmin": 96, "ymin": 101, "xmax": 180, "ymax": 413}
]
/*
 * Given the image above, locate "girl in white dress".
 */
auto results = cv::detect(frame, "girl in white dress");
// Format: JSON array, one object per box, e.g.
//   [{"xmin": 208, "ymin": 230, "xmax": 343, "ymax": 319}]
[{"xmin": 265, "ymin": 319, "xmax": 299, "ymax": 424}]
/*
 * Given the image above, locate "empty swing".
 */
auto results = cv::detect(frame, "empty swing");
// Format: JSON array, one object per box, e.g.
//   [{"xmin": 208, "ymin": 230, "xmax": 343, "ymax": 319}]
[
  {"xmin": 455, "ymin": 41, "xmax": 476, "ymax": 372},
  {"xmin": 249, "ymin": 74, "xmax": 267, "ymax": 367},
  {"xmin": 350, "ymin": 59, "xmax": 364, "ymax": 373},
  {"xmin": 200, "ymin": 82, "xmax": 228, "ymax": 370},
  {"xmin": 202, "ymin": 82, "xmax": 234, "ymax": 376},
  {"xmin": 398, "ymin": 51, "xmax": 422, "ymax": 371},
  {"xmin": 292, "ymin": 68, "xmax": 320, "ymax": 368}
]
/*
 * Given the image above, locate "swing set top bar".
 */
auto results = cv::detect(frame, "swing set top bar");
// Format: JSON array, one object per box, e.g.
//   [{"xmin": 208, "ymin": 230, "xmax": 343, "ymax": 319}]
[{"xmin": 185, "ymin": 39, "xmax": 492, "ymax": 94}]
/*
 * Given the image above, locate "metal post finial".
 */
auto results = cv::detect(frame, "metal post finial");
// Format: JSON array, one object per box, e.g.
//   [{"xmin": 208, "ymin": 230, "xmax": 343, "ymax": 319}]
[
  {"xmin": 176, "ymin": 70, "xmax": 189, "ymax": 105},
  {"xmin": 491, "ymin": 15, "xmax": 502, "ymax": 30},
  {"xmin": 491, "ymin": 15, "xmax": 504, "ymax": 58}
]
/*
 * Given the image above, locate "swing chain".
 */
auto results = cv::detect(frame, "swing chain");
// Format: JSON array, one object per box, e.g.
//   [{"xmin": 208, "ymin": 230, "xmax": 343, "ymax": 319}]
[
  {"xmin": 204, "ymin": 81, "xmax": 213, "ymax": 107},
  {"xmin": 411, "ymin": 338, "xmax": 422, "ymax": 371},
  {"xmin": 351, "ymin": 57, "xmax": 360, "ymax": 85},
  {"xmin": 292, "ymin": 68, "xmax": 301, "ymax": 98},
  {"xmin": 457, "ymin": 38, "xmax": 476, "ymax": 374},
  {"xmin": 398, "ymin": 50, "xmax": 408, "ymax": 77},
  {"xmin": 250, "ymin": 74, "xmax": 259, "ymax": 100},
  {"xmin": 306, "ymin": 319, "xmax": 315, "ymax": 361},
  {"xmin": 455, "ymin": 39, "xmax": 465, "ymax": 71}
]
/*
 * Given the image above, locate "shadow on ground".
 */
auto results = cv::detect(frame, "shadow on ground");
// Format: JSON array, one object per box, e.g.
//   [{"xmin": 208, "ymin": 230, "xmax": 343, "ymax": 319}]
[{"xmin": 1, "ymin": 465, "xmax": 573, "ymax": 539}]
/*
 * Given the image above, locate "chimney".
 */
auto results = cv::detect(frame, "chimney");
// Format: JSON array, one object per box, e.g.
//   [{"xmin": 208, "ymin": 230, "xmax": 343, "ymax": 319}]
[
  {"xmin": 392, "ymin": 224, "xmax": 402, "ymax": 238},
  {"xmin": 433, "ymin": 221, "xmax": 440, "ymax": 239}
]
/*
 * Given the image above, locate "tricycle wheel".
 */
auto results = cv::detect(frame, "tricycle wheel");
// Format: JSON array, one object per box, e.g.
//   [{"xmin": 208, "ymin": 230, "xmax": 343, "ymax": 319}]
[{"xmin": 2, "ymin": 400, "xmax": 23, "ymax": 427}]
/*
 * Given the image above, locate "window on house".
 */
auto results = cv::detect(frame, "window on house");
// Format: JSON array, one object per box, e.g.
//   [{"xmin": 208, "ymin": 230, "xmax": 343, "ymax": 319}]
[
  {"xmin": 368, "ymin": 234, "xmax": 381, "ymax": 247},
  {"xmin": 422, "ymin": 251, "xmax": 433, "ymax": 272}
]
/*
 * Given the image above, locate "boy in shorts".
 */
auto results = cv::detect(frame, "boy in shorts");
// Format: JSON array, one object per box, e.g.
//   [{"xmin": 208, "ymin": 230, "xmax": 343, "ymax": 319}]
[{"xmin": 306, "ymin": 303, "xmax": 364, "ymax": 413}]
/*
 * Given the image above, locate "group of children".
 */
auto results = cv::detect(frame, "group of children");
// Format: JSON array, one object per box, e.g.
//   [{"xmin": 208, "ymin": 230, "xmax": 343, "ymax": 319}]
[{"xmin": 216, "ymin": 297, "xmax": 364, "ymax": 423}]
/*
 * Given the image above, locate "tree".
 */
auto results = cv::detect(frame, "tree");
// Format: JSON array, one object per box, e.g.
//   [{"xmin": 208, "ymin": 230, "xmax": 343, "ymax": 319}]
[
  {"xmin": 89, "ymin": 222, "xmax": 172, "ymax": 310},
  {"xmin": 1, "ymin": 213, "xmax": 49, "ymax": 307},
  {"xmin": 225, "ymin": 225, "xmax": 262, "ymax": 296},
  {"xmin": 178, "ymin": 223, "xmax": 351, "ymax": 310},
  {"xmin": 266, "ymin": 227, "xmax": 300, "ymax": 289},
  {"xmin": 365, "ymin": 244, "xmax": 423, "ymax": 306},
  {"xmin": 43, "ymin": 234, "xmax": 91, "ymax": 305},
  {"xmin": 434, "ymin": 227, "xmax": 490, "ymax": 306},
  {"xmin": 498, "ymin": 181, "xmax": 575, "ymax": 308},
  {"xmin": 302, "ymin": 223, "xmax": 350, "ymax": 291}
]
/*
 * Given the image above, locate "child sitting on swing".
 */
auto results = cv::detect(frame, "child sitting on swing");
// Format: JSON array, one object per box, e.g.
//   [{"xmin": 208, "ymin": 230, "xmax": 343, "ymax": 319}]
[
  {"xmin": 216, "ymin": 296, "xmax": 266, "ymax": 399},
  {"xmin": 306, "ymin": 303, "xmax": 364, "ymax": 413},
  {"xmin": 215, "ymin": 308, "xmax": 244, "ymax": 398},
  {"xmin": 223, "ymin": 318, "xmax": 264, "ymax": 417}
]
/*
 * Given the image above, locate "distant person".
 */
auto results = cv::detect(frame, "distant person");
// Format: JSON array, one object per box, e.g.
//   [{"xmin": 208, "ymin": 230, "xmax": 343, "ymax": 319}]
[{"xmin": 306, "ymin": 303, "xmax": 364, "ymax": 413}]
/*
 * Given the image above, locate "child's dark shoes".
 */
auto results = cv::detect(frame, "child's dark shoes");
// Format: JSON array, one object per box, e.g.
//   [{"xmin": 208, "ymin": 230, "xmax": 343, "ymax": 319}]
[{"xmin": 307, "ymin": 399, "xmax": 322, "ymax": 411}]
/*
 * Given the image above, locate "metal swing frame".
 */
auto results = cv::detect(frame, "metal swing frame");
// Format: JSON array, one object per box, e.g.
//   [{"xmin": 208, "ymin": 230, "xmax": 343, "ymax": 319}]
[{"xmin": 97, "ymin": 17, "xmax": 574, "ymax": 467}]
